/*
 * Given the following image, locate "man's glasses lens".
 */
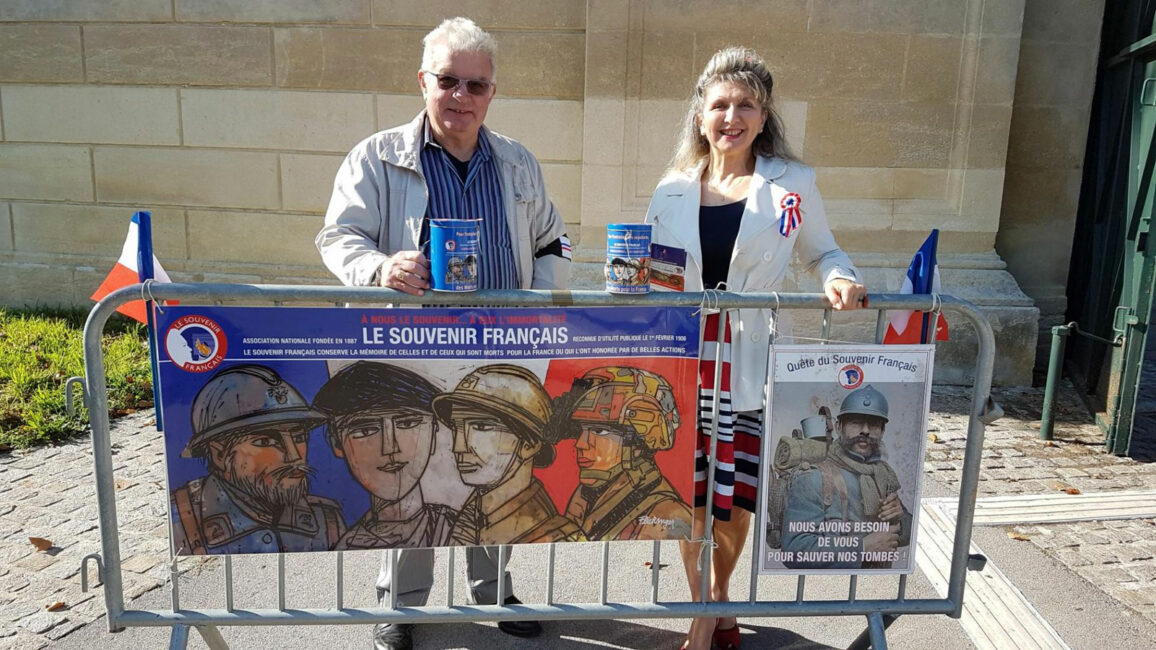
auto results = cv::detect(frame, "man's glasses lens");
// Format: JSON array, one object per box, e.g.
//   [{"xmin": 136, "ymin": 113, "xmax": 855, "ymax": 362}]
[{"xmin": 431, "ymin": 73, "xmax": 491, "ymax": 96}]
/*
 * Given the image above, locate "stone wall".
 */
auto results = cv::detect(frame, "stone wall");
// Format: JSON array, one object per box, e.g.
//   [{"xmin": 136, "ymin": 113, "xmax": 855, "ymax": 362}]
[
  {"xmin": 0, "ymin": 1, "xmax": 1054, "ymax": 384},
  {"xmin": 996, "ymin": 0, "xmax": 1106, "ymax": 366},
  {"xmin": 576, "ymin": 0, "xmax": 1037, "ymax": 384},
  {"xmin": 0, "ymin": 0, "xmax": 585, "ymax": 303}
]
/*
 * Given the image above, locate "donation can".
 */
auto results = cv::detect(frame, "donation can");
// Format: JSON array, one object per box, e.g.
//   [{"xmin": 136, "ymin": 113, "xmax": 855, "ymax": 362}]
[
  {"xmin": 606, "ymin": 223, "xmax": 652, "ymax": 294},
  {"xmin": 429, "ymin": 219, "xmax": 481, "ymax": 292}
]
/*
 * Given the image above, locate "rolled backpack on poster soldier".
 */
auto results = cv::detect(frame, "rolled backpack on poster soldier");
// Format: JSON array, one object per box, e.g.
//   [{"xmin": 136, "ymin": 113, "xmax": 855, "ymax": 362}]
[{"xmin": 765, "ymin": 407, "xmax": 833, "ymax": 549}]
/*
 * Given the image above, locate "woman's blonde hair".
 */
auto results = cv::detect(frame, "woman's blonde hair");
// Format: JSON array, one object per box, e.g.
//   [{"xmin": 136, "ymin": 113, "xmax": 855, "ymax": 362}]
[{"xmin": 669, "ymin": 46, "xmax": 795, "ymax": 173}]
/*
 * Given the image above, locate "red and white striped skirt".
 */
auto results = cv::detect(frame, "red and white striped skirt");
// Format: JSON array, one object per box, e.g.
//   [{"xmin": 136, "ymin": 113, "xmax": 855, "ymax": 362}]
[{"xmin": 695, "ymin": 312, "xmax": 764, "ymax": 521}]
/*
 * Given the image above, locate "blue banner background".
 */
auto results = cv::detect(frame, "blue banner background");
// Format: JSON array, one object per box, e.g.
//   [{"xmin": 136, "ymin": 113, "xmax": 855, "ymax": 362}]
[{"xmin": 156, "ymin": 305, "xmax": 700, "ymax": 531}]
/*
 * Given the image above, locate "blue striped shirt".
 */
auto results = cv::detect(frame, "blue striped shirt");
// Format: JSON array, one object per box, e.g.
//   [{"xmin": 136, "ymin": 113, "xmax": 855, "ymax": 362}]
[{"xmin": 419, "ymin": 121, "xmax": 518, "ymax": 289}]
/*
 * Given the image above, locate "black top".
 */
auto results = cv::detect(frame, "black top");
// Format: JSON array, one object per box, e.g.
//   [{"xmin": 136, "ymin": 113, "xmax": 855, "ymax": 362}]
[
  {"xmin": 446, "ymin": 151, "xmax": 471, "ymax": 183},
  {"xmin": 699, "ymin": 199, "xmax": 746, "ymax": 290}
]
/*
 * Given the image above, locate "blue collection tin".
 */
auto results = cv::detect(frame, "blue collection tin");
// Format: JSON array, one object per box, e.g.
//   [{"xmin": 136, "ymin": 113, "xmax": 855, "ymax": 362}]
[
  {"xmin": 606, "ymin": 223, "xmax": 652, "ymax": 294},
  {"xmin": 429, "ymin": 219, "xmax": 481, "ymax": 292}
]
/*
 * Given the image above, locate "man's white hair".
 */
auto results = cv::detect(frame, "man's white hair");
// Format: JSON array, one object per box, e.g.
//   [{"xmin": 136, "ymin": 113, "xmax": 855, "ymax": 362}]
[{"xmin": 421, "ymin": 17, "xmax": 498, "ymax": 80}]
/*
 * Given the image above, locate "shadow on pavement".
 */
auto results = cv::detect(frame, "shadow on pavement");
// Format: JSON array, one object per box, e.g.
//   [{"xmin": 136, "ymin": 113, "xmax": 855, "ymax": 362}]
[
  {"xmin": 725, "ymin": 622, "xmax": 840, "ymax": 649},
  {"xmin": 416, "ymin": 619, "xmax": 681, "ymax": 649},
  {"xmin": 415, "ymin": 619, "xmax": 838, "ymax": 649}
]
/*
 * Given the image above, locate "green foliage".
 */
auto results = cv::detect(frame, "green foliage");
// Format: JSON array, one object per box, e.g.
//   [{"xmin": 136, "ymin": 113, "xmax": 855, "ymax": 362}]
[{"xmin": 0, "ymin": 307, "xmax": 152, "ymax": 449}]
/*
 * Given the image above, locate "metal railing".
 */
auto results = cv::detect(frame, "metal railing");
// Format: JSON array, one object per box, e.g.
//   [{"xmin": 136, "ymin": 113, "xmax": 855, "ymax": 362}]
[{"xmin": 78, "ymin": 283, "xmax": 997, "ymax": 650}]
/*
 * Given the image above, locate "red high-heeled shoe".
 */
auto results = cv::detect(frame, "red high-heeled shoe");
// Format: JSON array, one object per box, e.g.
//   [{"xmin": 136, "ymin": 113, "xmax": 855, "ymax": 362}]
[{"xmin": 713, "ymin": 623, "xmax": 741, "ymax": 650}]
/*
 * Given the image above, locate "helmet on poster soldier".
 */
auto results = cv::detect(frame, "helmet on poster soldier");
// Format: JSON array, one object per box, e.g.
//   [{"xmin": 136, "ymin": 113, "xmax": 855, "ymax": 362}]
[
  {"xmin": 837, "ymin": 384, "xmax": 889, "ymax": 422},
  {"xmin": 565, "ymin": 366, "xmax": 680, "ymax": 452},
  {"xmin": 183, "ymin": 365, "xmax": 326, "ymax": 458},
  {"xmin": 431, "ymin": 364, "xmax": 556, "ymax": 467}
]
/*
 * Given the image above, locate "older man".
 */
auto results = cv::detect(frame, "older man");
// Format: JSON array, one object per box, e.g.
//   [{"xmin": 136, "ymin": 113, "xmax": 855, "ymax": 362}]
[
  {"xmin": 316, "ymin": 17, "xmax": 569, "ymax": 650},
  {"xmin": 170, "ymin": 364, "xmax": 344, "ymax": 555},
  {"xmin": 317, "ymin": 17, "xmax": 570, "ymax": 295}
]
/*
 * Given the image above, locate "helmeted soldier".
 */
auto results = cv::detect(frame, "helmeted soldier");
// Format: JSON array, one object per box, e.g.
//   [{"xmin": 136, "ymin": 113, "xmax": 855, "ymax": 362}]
[
  {"xmin": 170, "ymin": 364, "xmax": 344, "ymax": 555},
  {"xmin": 432, "ymin": 364, "xmax": 585, "ymax": 545},
  {"xmin": 553, "ymin": 366, "xmax": 692, "ymax": 540},
  {"xmin": 312, "ymin": 362, "xmax": 455, "ymax": 551},
  {"xmin": 446, "ymin": 256, "xmax": 466, "ymax": 283},
  {"xmin": 778, "ymin": 384, "xmax": 912, "ymax": 569}
]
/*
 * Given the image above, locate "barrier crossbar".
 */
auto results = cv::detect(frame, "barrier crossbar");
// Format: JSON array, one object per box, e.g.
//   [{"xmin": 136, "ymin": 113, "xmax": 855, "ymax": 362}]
[{"xmin": 79, "ymin": 284, "xmax": 997, "ymax": 650}]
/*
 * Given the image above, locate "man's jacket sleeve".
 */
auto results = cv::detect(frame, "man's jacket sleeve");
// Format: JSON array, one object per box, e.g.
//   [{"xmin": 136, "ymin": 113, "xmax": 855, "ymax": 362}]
[
  {"xmin": 316, "ymin": 147, "xmax": 390, "ymax": 287},
  {"xmin": 525, "ymin": 152, "xmax": 571, "ymax": 290}
]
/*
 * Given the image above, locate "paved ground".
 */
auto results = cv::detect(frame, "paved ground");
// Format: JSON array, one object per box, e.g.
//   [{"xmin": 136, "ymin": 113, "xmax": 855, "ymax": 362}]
[
  {"xmin": 3, "ymin": 381, "xmax": 1156, "ymax": 649},
  {"xmin": 928, "ymin": 385, "xmax": 1156, "ymax": 623}
]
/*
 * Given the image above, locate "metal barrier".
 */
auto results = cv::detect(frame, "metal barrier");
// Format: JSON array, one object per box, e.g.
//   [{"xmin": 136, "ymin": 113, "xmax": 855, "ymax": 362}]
[{"xmin": 79, "ymin": 283, "xmax": 997, "ymax": 650}]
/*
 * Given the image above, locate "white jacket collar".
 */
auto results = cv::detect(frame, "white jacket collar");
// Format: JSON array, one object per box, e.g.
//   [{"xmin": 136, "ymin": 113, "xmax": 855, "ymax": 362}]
[{"xmin": 654, "ymin": 155, "xmax": 790, "ymax": 242}]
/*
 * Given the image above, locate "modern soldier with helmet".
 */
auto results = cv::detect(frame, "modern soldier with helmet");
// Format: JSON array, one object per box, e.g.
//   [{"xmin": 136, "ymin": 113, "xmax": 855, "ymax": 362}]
[
  {"xmin": 778, "ymin": 384, "xmax": 912, "ymax": 570},
  {"xmin": 553, "ymin": 366, "xmax": 692, "ymax": 540},
  {"xmin": 170, "ymin": 364, "xmax": 344, "ymax": 555},
  {"xmin": 435, "ymin": 364, "xmax": 585, "ymax": 548}
]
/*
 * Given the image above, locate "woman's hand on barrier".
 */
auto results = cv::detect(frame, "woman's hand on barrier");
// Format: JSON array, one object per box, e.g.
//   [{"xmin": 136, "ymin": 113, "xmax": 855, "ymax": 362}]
[
  {"xmin": 379, "ymin": 252, "xmax": 431, "ymax": 296},
  {"xmin": 824, "ymin": 278, "xmax": 867, "ymax": 311}
]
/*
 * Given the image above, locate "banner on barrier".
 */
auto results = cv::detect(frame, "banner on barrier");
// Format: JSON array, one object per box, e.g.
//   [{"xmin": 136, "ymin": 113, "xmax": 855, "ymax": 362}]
[
  {"xmin": 155, "ymin": 305, "xmax": 700, "ymax": 555},
  {"xmin": 757, "ymin": 345, "xmax": 934, "ymax": 575}
]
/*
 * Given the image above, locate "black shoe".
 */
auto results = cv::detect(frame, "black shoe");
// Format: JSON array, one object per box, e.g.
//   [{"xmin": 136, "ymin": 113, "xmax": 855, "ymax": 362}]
[
  {"xmin": 373, "ymin": 623, "xmax": 413, "ymax": 650},
  {"xmin": 496, "ymin": 596, "xmax": 542, "ymax": 638}
]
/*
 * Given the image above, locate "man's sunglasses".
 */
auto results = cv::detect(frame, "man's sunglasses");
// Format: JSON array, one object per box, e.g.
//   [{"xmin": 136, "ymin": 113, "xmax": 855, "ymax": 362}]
[{"xmin": 422, "ymin": 71, "xmax": 494, "ymax": 97}]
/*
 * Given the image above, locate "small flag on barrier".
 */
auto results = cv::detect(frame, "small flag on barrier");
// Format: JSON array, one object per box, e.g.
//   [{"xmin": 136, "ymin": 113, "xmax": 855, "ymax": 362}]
[
  {"xmin": 884, "ymin": 229, "xmax": 949, "ymax": 344},
  {"xmin": 91, "ymin": 211, "xmax": 171, "ymax": 430},
  {"xmin": 90, "ymin": 212, "xmax": 172, "ymax": 324}
]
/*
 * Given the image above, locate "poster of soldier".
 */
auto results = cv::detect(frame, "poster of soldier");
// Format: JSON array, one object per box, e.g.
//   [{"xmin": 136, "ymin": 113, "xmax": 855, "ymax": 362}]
[
  {"xmin": 756, "ymin": 345, "xmax": 934, "ymax": 575},
  {"xmin": 155, "ymin": 305, "xmax": 699, "ymax": 555}
]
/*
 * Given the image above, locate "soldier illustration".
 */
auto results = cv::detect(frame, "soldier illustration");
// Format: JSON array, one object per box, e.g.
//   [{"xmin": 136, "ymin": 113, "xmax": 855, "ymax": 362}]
[
  {"xmin": 312, "ymin": 362, "xmax": 455, "ymax": 550},
  {"xmin": 607, "ymin": 257, "xmax": 635, "ymax": 285},
  {"xmin": 170, "ymin": 365, "xmax": 344, "ymax": 555},
  {"xmin": 446, "ymin": 256, "xmax": 466, "ymax": 284},
  {"xmin": 552, "ymin": 367, "xmax": 692, "ymax": 540},
  {"xmin": 634, "ymin": 260, "xmax": 650, "ymax": 286},
  {"xmin": 432, "ymin": 364, "xmax": 585, "ymax": 545},
  {"xmin": 776, "ymin": 385, "xmax": 912, "ymax": 569}
]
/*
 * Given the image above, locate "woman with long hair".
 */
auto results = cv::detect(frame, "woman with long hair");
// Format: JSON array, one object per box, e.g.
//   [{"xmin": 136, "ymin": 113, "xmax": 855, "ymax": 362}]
[{"xmin": 645, "ymin": 46, "xmax": 868, "ymax": 650}]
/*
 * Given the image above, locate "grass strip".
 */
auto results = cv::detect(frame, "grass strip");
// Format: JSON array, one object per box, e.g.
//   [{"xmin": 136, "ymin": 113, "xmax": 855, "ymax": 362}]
[{"xmin": 0, "ymin": 307, "xmax": 153, "ymax": 450}]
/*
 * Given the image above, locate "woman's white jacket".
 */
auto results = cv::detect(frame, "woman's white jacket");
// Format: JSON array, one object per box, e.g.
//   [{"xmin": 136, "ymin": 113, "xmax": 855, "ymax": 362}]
[{"xmin": 644, "ymin": 156, "xmax": 858, "ymax": 412}]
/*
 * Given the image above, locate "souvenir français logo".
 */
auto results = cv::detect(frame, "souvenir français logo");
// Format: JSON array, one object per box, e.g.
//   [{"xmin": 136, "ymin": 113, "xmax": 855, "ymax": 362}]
[
  {"xmin": 446, "ymin": 238, "xmax": 457, "ymax": 252},
  {"xmin": 164, "ymin": 315, "xmax": 228, "ymax": 373},
  {"xmin": 838, "ymin": 364, "xmax": 864, "ymax": 389}
]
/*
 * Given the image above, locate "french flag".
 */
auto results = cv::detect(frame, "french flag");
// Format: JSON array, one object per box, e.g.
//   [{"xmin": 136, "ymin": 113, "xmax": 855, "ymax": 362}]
[
  {"xmin": 884, "ymin": 229, "xmax": 949, "ymax": 344},
  {"xmin": 90, "ymin": 211, "xmax": 171, "ymax": 324}
]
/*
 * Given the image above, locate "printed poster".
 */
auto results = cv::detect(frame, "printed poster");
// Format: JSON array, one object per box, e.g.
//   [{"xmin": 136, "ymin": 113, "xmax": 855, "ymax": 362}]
[
  {"xmin": 757, "ymin": 345, "xmax": 934, "ymax": 574},
  {"xmin": 156, "ymin": 305, "xmax": 700, "ymax": 555}
]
